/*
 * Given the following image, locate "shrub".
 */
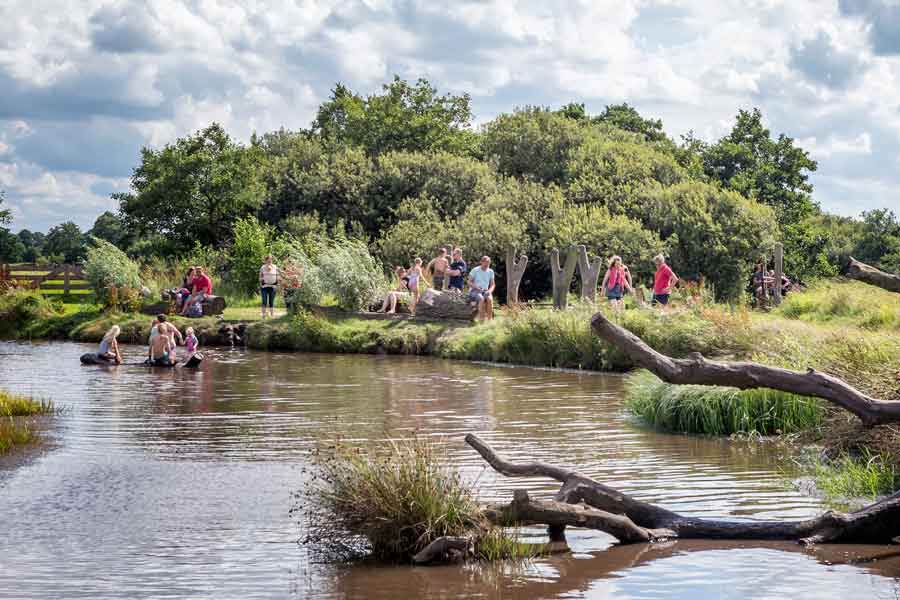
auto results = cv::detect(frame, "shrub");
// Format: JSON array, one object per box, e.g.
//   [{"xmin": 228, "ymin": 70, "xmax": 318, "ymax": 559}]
[
  {"xmin": 230, "ymin": 216, "xmax": 278, "ymax": 295},
  {"xmin": 317, "ymin": 239, "xmax": 387, "ymax": 311},
  {"xmin": 83, "ymin": 238, "xmax": 142, "ymax": 308}
]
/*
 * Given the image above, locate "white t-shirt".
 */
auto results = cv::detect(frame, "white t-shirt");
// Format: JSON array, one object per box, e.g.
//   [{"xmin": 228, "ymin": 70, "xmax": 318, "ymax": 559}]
[{"xmin": 260, "ymin": 264, "xmax": 279, "ymax": 286}]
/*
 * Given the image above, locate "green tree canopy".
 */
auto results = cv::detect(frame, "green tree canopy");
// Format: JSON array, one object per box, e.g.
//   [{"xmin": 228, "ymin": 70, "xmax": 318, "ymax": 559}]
[
  {"xmin": 116, "ymin": 123, "xmax": 264, "ymax": 253},
  {"xmin": 89, "ymin": 211, "xmax": 128, "ymax": 247},
  {"xmin": 702, "ymin": 108, "xmax": 818, "ymax": 225},
  {"xmin": 45, "ymin": 221, "xmax": 87, "ymax": 263},
  {"xmin": 312, "ymin": 77, "xmax": 477, "ymax": 156},
  {"xmin": 595, "ymin": 103, "xmax": 669, "ymax": 143}
]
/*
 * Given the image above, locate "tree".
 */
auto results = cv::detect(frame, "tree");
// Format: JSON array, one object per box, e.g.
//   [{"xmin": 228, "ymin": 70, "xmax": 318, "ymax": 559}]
[
  {"xmin": 45, "ymin": 221, "xmax": 87, "ymax": 263},
  {"xmin": 703, "ymin": 108, "xmax": 818, "ymax": 225},
  {"xmin": 855, "ymin": 209, "xmax": 900, "ymax": 272},
  {"xmin": 595, "ymin": 103, "xmax": 668, "ymax": 143},
  {"xmin": 0, "ymin": 192, "xmax": 23, "ymax": 261},
  {"xmin": 0, "ymin": 191, "xmax": 10, "ymax": 227},
  {"xmin": 312, "ymin": 77, "xmax": 477, "ymax": 157},
  {"xmin": 89, "ymin": 211, "xmax": 128, "ymax": 247},
  {"xmin": 17, "ymin": 230, "xmax": 45, "ymax": 262},
  {"xmin": 116, "ymin": 123, "xmax": 264, "ymax": 253}
]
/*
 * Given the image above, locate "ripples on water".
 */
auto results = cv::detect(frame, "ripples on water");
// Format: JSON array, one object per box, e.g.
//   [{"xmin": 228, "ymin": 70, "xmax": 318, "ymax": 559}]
[{"xmin": 0, "ymin": 340, "xmax": 898, "ymax": 599}]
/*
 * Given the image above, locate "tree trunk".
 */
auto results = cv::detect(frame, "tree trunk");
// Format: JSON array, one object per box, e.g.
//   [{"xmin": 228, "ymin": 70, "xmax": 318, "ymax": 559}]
[
  {"xmin": 505, "ymin": 249, "xmax": 528, "ymax": 306},
  {"xmin": 846, "ymin": 257, "xmax": 900, "ymax": 293},
  {"xmin": 550, "ymin": 247, "xmax": 579, "ymax": 310},
  {"xmin": 576, "ymin": 245, "xmax": 603, "ymax": 302},
  {"xmin": 589, "ymin": 310, "xmax": 900, "ymax": 427},
  {"xmin": 415, "ymin": 289, "xmax": 476, "ymax": 320},
  {"xmin": 465, "ymin": 433, "xmax": 900, "ymax": 546},
  {"xmin": 773, "ymin": 242, "xmax": 784, "ymax": 305}
]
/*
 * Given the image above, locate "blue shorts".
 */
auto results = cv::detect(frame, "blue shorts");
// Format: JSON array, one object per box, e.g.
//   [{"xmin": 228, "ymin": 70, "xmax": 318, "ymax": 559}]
[
  {"xmin": 652, "ymin": 294, "xmax": 670, "ymax": 306},
  {"xmin": 469, "ymin": 289, "xmax": 491, "ymax": 302},
  {"xmin": 606, "ymin": 283, "xmax": 623, "ymax": 300}
]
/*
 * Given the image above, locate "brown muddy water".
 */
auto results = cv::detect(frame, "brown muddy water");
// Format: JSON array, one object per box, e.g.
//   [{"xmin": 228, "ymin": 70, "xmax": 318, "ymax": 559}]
[{"xmin": 1, "ymin": 340, "xmax": 898, "ymax": 599}]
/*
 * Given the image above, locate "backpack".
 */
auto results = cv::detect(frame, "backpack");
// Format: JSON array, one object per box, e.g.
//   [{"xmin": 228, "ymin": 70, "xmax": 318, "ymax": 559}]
[{"xmin": 187, "ymin": 301, "xmax": 204, "ymax": 317}]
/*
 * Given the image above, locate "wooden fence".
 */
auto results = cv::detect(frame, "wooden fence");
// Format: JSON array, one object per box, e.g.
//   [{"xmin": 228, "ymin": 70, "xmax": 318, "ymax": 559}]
[{"xmin": 0, "ymin": 263, "xmax": 94, "ymax": 297}]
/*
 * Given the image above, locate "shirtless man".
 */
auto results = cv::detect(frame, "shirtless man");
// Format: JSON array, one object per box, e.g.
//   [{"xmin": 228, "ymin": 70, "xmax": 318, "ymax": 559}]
[
  {"xmin": 150, "ymin": 318, "xmax": 182, "ymax": 365},
  {"xmin": 425, "ymin": 248, "xmax": 450, "ymax": 290}
]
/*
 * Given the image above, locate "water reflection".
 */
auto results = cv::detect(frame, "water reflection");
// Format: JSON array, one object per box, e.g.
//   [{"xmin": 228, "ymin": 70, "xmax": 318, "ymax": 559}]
[{"xmin": 0, "ymin": 341, "xmax": 897, "ymax": 599}]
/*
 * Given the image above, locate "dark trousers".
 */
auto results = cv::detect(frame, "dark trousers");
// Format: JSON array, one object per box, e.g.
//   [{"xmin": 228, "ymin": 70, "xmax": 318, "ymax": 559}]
[{"xmin": 261, "ymin": 286, "xmax": 276, "ymax": 308}]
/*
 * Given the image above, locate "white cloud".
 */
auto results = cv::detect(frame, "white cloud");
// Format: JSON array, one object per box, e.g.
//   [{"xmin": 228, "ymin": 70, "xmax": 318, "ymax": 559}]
[{"xmin": 0, "ymin": 0, "xmax": 899, "ymax": 230}]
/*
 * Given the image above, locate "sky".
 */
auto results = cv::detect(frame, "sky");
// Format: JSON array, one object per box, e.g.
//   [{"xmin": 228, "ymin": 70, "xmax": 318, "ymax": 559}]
[{"xmin": 1, "ymin": 0, "xmax": 899, "ymax": 233}]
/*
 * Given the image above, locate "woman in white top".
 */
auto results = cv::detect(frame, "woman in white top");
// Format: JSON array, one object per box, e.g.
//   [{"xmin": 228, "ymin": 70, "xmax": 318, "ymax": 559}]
[
  {"xmin": 259, "ymin": 254, "xmax": 279, "ymax": 319},
  {"xmin": 98, "ymin": 325, "xmax": 123, "ymax": 364}
]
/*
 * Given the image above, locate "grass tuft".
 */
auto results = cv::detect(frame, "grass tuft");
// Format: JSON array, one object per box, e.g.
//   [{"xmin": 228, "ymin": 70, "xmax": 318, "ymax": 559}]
[
  {"xmin": 625, "ymin": 370, "xmax": 824, "ymax": 436},
  {"xmin": 0, "ymin": 389, "xmax": 54, "ymax": 453},
  {"xmin": 810, "ymin": 450, "xmax": 899, "ymax": 504}
]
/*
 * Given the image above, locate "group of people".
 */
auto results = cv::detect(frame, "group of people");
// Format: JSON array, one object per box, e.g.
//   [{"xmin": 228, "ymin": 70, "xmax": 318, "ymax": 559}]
[
  {"xmin": 751, "ymin": 263, "xmax": 791, "ymax": 306},
  {"xmin": 177, "ymin": 266, "xmax": 213, "ymax": 316},
  {"xmin": 380, "ymin": 247, "xmax": 497, "ymax": 321},
  {"xmin": 97, "ymin": 316, "xmax": 200, "ymax": 367},
  {"xmin": 381, "ymin": 249, "xmax": 681, "ymax": 319}
]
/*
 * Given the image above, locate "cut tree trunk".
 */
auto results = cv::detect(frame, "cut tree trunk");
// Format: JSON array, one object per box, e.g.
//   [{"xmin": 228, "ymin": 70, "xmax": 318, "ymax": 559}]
[
  {"xmin": 589, "ymin": 310, "xmax": 900, "ymax": 427},
  {"xmin": 464, "ymin": 433, "xmax": 900, "ymax": 546},
  {"xmin": 505, "ymin": 249, "xmax": 528, "ymax": 306},
  {"xmin": 773, "ymin": 242, "xmax": 784, "ymax": 305},
  {"xmin": 415, "ymin": 289, "xmax": 476, "ymax": 320},
  {"xmin": 550, "ymin": 247, "xmax": 579, "ymax": 310},
  {"xmin": 846, "ymin": 257, "xmax": 900, "ymax": 293},
  {"xmin": 576, "ymin": 245, "xmax": 603, "ymax": 302}
]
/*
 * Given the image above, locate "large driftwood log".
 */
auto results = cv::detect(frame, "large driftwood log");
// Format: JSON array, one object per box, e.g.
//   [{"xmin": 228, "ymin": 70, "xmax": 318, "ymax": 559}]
[
  {"xmin": 415, "ymin": 289, "xmax": 476, "ymax": 320},
  {"xmin": 846, "ymin": 257, "xmax": 900, "ymax": 293},
  {"xmin": 465, "ymin": 434, "xmax": 900, "ymax": 546},
  {"xmin": 505, "ymin": 249, "xmax": 528, "ymax": 306},
  {"xmin": 576, "ymin": 245, "xmax": 603, "ymax": 302},
  {"xmin": 550, "ymin": 247, "xmax": 579, "ymax": 310},
  {"xmin": 590, "ymin": 310, "xmax": 900, "ymax": 427}
]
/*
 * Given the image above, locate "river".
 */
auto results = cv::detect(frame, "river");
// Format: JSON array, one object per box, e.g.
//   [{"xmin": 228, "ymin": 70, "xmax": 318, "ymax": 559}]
[{"xmin": 1, "ymin": 340, "xmax": 898, "ymax": 599}]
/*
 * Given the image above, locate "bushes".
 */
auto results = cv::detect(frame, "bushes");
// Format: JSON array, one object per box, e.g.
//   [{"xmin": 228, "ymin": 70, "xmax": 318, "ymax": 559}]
[
  {"xmin": 230, "ymin": 216, "xmax": 277, "ymax": 295},
  {"xmin": 0, "ymin": 290, "xmax": 62, "ymax": 337},
  {"xmin": 83, "ymin": 238, "xmax": 142, "ymax": 308},
  {"xmin": 317, "ymin": 239, "xmax": 388, "ymax": 311},
  {"xmin": 625, "ymin": 370, "xmax": 824, "ymax": 435}
]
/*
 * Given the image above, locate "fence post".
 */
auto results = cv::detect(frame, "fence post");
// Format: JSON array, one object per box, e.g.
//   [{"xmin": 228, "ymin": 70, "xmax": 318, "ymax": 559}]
[
  {"xmin": 550, "ymin": 247, "xmax": 578, "ymax": 310},
  {"xmin": 505, "ymin": 248, "xmax": 528, "ymax": 306},
  {"xmin": 773, "ymin": 243, "xmax": 783, "ymax": 306},
  {"xmin": 63, "ymin": 264, "xmax": 71, "ymax": 296}
]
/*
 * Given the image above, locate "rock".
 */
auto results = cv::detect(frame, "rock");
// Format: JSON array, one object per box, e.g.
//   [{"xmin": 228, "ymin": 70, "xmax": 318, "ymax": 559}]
[{"xmin": 414, "ymin": 289, "xmax": 477, "ymax": 320}]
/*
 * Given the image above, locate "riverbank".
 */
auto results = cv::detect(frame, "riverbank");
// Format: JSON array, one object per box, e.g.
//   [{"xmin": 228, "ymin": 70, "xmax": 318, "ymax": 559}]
[{"xmin": 3, "ymin": 279, "xmax": 898, "ymax": 502}]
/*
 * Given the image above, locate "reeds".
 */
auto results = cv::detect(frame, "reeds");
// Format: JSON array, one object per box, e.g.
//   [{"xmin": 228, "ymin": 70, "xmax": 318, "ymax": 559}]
[{"xmin": 0, "ymin": 390, "xmax": 54, "ymax": 453}]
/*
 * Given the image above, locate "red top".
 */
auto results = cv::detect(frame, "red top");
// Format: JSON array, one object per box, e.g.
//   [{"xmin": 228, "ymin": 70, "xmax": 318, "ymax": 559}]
[
  {"xmin": 192, "ymin": 274, "xmax": 213, "ymax": 295},
  {"xmin": 653, "ymin": 264, "xmax": 675, "ymax": 294},
  {"xmin": 605, "ymin": 267, "xmax": 625, "ymax": 290}
]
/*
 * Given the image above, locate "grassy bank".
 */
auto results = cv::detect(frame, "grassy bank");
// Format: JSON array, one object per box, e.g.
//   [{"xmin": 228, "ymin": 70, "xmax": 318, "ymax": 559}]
[{"xmin": 0, "ymin": 390, "xmax": 54, "ymax": 453}]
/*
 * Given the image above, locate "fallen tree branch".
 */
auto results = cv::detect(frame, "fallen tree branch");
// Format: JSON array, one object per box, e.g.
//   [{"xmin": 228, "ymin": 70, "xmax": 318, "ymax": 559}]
[
  {"xmin": 589, "ymin": 311, "xmax": 900, "ymax": 427},
  {"xmin": 845, "ymin": 256, "xmax": 900, "ymax": 293},
  {"xmin": 466, "ymin": 434, "xmax": 900, "ymax": 546}
]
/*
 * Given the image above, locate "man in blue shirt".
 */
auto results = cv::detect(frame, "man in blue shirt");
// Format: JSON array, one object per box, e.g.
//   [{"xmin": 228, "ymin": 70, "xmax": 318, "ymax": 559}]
[
  {"xmin": 468, "ymin": 255, "xmax": 496, "ymax": 321},
  {"xmin": 447, "ymin": 248, "xmax": 467, "ymax": 292}
]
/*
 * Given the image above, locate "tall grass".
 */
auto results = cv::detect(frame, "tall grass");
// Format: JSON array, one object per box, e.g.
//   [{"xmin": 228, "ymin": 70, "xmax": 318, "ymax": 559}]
[
  {"xmin": 300, "ymin": 437, "xmax": 485, "ymax": 561},
  {"xmin": 625, "ymin": 370, "xmax": 824, "ymax": 435},
  {"xmin": 0, "ymin": 390, "xmax": 54, "ymax": 453},
  {"xmin": 777, "ymin": 279, "xmax": 900, "ymax": 330},
  {"xmin": 811, "ymin": 450, "xmax": 899, "ymax": 503}
]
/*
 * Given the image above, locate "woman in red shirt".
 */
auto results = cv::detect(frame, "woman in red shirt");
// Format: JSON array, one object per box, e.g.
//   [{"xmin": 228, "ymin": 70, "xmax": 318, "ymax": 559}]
[
  {"xmin": 652, "ymin": 254, "xmax": 678, "ymax": 306},
  {"xmin": 600, "ymin": 255, "xmax": 633, "ymax": 311}
]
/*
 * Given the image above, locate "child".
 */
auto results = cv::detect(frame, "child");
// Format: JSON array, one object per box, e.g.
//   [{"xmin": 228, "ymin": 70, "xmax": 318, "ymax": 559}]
[
  {"xmin": 185, "ymin": 327, "xmax": 199, "ymax": 358},
  {"xmin": 407, "ymin": 257, "xmax": 423, "ymax": 314}
]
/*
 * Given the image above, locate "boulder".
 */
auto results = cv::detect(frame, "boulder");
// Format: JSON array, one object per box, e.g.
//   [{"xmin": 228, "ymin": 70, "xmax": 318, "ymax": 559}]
[{"xmin": 414, "ymin": 289, "xmax": 477, "ymax": 320}]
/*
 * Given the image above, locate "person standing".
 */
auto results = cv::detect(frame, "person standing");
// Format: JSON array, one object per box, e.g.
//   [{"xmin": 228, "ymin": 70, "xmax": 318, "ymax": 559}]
[
  {"xmin": 601, "ymin": 255, "xmax": 633, "ymax": 311},
  {"xmin": 407, "ymin": 257, "xmax": 423, "ymax": 315},
  {"xmin": 259, "ymin": 255, "xmax": 279, "ymax": 319},
  {"xmin": 447, "ymin": 248, "xmax": 467, "ymax": 293},
  {"xmin": 652, "ymin": 254, "xmax": 678, "ymax": 306},
  {"xmin": 468, "ymin": 255, "xmax": 496, "ymax": 321},
  {"xmin": 425, "ymin": 248, "xmax": 450, "ymax": 291}
]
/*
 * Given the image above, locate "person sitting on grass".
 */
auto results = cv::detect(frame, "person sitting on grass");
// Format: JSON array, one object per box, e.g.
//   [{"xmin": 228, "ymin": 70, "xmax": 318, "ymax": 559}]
[
  {"xmin": 601, "ymin": 255, "xmax": 633, "ymax": 311},
  {"xmin": 98, "ymin": 325, "xmax": 123, "ymax": 364},
  {"xmin": 181, "ymin": 266, "xmax": 212, "ymax": 316},
  {"xmin": 380, "ymin": 267, "xmax": 410, "ymax": 314},
  {"xmin": 652, "ymin": 254, "xmax": 678, "ymax": 307},
  {"xmin": 468, "ymin": 255, "xmax": 496, "ymax": 322},
  {"xmin": 447, "ymin": 248, "xmax": 467, "ymax": 293}
]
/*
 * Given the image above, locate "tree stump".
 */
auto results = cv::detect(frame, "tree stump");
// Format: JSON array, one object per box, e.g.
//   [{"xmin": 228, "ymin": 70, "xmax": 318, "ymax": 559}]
[
  {"xmin": 505, "ymin": 249, "xmax": 528, "ymax": 306},
  {"xmin": 576, "ymin": 245, "xmax": 603, "ymax": 302},
  {"xmin": 550, "ymin": 247, "xmax": 579, "ymax": 310},
  {"xmin": 415, "ymin": 289, "xmax": 476, "ymax": 320}
]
